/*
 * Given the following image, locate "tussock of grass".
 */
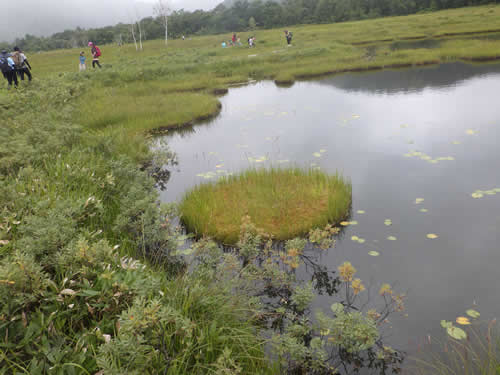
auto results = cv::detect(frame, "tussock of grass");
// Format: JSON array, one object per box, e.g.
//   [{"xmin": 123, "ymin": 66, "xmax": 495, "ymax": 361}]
[{"xmin": 180, "ymin": 168, "xmax": 352, "ymax": 244}]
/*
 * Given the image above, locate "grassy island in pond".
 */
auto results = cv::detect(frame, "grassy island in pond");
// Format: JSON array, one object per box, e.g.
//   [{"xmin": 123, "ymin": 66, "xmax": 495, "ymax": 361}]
[{"xmin": 180, "ymin": 168, "xmax": 352, "ymax": 244}]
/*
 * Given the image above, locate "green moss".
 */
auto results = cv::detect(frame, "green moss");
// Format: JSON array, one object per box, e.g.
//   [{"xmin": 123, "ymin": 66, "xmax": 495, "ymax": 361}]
[{"xmin": 180, "ymin": 168, "xmax": 352, "ymax": 244}]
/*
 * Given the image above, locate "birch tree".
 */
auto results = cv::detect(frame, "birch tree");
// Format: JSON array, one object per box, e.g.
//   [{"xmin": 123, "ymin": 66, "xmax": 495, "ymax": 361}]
[
  {"xmin": 129, "ymin": 22, "xmax": 138, "ymax": 51},
  {"xmin": 135, "ymin": 8, "xmax": 144, "ymax": 51},
  {"xmin": 154, "ymin": 0, "xmax": 171, "ymax": 46}
]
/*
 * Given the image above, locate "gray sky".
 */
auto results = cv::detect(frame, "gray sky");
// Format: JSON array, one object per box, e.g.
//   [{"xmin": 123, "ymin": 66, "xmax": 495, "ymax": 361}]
[{"xmin": 1, "ymin": 0, "xmax": 222, "ymax": 42}]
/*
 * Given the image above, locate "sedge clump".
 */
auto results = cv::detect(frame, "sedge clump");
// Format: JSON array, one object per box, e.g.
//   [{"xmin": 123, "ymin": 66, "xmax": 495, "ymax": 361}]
[{"xmin": 180, "ymin": 167, "xmax": 351, "ymax": 244}]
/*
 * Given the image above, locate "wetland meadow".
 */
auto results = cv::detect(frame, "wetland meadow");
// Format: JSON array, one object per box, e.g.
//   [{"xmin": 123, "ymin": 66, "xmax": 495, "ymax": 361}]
[{"xmin": 2, "ymin": 4, "xmax": 500, "ymax": 374}]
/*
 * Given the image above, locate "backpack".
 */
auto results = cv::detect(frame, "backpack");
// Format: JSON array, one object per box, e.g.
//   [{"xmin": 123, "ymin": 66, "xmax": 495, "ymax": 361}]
[
  {"xmin": 0, "ymin": 56, "xmax": 11, "ymax": 73},
  {"xmin": 94, "ymin": 46, "xmax": 101, "ymax": 57},
  {"xmin": 11, "ymin": 51, "xmax": 22, "ymax": 67}
]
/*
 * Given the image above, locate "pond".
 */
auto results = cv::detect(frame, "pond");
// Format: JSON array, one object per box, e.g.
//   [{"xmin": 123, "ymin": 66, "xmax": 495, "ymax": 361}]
[{"xmin": 157, "ymin": 62, "xmax": 500, "ymax": 355}]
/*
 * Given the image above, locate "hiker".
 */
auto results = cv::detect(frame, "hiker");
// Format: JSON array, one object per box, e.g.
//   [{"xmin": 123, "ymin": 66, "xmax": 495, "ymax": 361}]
[
  {"xmin": 88, "ymin": 42, "xmax": 102, "ymax": 68},
  {"xmin": 284, "ymin": 30, "xmax": 293, "ymax": 45},
  {"xmin": 79, "ymin": 51, "xmax": 86, "ymax": 71},
  {"xmin": 0, "ymin": 50, "xmax": 18, "ymax": 89},
  {"xmin": 12, "ymin": 46, "xmax": 32, "ymax": 81},
  {"xmin": 232, "ymin": 33, "xmax": 237, "ymax": 45},
  {"xmin": 248, "ymin": 36, "xmax": 255, "ymax": 47},
  {"xmin": 221, "ymin": 41, "xmax": 227, "ymax": 48}
]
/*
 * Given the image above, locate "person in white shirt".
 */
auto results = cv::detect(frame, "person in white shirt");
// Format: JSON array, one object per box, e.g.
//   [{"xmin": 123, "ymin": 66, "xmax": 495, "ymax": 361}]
[{"xmin": 12, "ymin": 46, "xmax": 32, "ymax": 81}]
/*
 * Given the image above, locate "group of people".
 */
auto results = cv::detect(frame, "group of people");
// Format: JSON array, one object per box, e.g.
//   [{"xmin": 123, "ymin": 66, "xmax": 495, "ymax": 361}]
[
  {"xmin": 79, "ymin": 42, "xmax": 102, "ymax": 71},
  {"xmin": 1, "ymin": 40, "xmax": 102, "ymax": 89},
  {"xmin": 222, "ymin": 31, "xmax": 293, "ymax": 49},
  {"xmin": 222, "ymin": 33, "xmax": 243, "ymax": 48},
  {"xmin": 0, "ymin": 47, "xmax": 32, "ymax": 89}
]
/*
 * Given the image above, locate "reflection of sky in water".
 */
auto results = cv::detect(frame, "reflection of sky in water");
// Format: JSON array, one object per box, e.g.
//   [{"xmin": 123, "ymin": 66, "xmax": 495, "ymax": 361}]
[{"xmin": 157, "ymin": 63, "xmax": 500, "ymax": 352}]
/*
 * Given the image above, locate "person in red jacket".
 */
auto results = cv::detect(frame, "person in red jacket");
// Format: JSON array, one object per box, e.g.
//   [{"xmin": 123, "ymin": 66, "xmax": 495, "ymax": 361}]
[{"xmin": 88, "ymin": 42, "xmax": 102, "ymax": 69}]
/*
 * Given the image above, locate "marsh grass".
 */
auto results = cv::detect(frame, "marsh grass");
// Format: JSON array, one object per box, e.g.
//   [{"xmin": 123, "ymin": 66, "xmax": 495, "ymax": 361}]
[
  {"xmin": 410, "ymin": 321, "xmax": 500, "ymax": 375},
  {"xmin": 79, "ymin": 84, "xmax": 220, "ymax": 132},
  {"xmin": 180, "ymin": 167, "xmax": 352, "ymax": 244}
]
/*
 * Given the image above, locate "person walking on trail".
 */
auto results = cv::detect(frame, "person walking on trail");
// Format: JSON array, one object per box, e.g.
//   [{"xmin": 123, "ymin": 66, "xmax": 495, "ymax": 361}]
[
  {"xmin": 232, "ymin": 33, "xmax": 237, "ymax": 45},
  {"xmin": 79, "ymin": 51, "xmax": 86, "ymax": 71},
  {"xmin": 284, "ymin": 30, "xmax": 293, "ymax": 46},
  {"xmin": 0, "ymin": 50, "xmax": 18, "ymax": 89},
  {"xmin": 12, "ymin": 46, "xmax": 32, "ymax": 81},
  {"xmin": 88, "ymin": 42, "xmax": 102, "ymax": 68}
]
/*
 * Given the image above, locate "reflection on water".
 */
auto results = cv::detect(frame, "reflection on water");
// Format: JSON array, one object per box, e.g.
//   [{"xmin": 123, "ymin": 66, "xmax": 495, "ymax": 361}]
[
  {"xmin": 156, "ymin": 63, "xmax": 500, "ymax": 357},
  {"xmin": 317, "ymin": 61, "xmax": 500, "ymax": 94}
]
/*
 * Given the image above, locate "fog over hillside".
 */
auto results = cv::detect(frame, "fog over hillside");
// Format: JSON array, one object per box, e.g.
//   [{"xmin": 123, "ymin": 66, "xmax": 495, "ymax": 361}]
[{"xmin": 1, "ymin": 0, "xmax": 223, "ymax": 42}]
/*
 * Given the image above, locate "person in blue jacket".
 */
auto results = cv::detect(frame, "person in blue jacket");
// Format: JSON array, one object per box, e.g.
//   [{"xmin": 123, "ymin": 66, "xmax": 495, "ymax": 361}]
[{"xmin": 0, "ymin": 50, "xmax": 18, "ymax": 89}]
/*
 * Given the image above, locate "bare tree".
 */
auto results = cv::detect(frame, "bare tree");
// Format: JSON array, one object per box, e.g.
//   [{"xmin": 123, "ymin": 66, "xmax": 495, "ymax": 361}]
[
  {"xmin": 129, "ymin": 22, "xmax": 138, "ymax": 51},
  {"xmin": 154, "ymin": 0, "xmax": 171, "ymax": 46},
  {"xmin": 135, "ymin": 7, "xmax": 144, "ymax": 51},
  {"xmin": 137, "ymin": 19, "xmax": 144, "ymax": 51}
]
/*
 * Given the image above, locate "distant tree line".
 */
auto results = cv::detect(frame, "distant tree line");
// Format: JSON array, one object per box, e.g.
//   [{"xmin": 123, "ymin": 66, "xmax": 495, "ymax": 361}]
[{"xmin": 1, "ymin": 0, "xmax": 499, "ymax": 52}]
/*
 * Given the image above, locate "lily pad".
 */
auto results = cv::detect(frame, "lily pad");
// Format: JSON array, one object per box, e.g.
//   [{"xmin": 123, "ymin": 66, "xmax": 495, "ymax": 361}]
[
  {"xmin": 387, "ymin": 236, "xmax": 397, "ymax": 241},
  {"xmin": 356, "ymin": 210, "xmax": 366, "ymax": 214},
  {"xmin": 313, "ymin": 152, "xmax": 322, "ymax": 158},
  {"xmin": 466, "ymin": 309, "xmax": 480, "ymax": 318},
  {"xmin": 351, "ymin": 235, "xmax": 359, "ymax": 241},
  {"xmin": 384, "ymin": 219, "xmax": 392, "ymax": 226},
  {"xmin": 466, "ymin": 129, "xmax": 478, "ymax": 135},
  {"xmin": 415, "ymin": 198, "xmax": 425, "ymax": 204},
  {"xmin": 340, "ymin": 221, "xmax": 350, "ymax": 226},
  {"xmin": 368, "ymin": 251, "xmax": 380, "ymax": 256},
  {"xmin": 420, "ymin": 208, "xmax": 428, "ymax": 213},
  {"xmin": 447, "ymin": 326, "xmax": 467, "ymax": 340},
  {"xmin": 426, "ymin": 234, "xmax": 438, "ymax": 239}
]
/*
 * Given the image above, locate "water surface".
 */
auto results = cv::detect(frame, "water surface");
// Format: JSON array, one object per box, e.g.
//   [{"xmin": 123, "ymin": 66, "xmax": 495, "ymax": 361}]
[{"xmin": 158, "ymin": 62, "xmax": 500, "ymax": 352}]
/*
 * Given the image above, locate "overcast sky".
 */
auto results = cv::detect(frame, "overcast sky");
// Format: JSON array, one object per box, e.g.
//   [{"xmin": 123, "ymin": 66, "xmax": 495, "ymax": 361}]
[{"xmin": 1, "ymin": 0, "xmax": 222, "ymax": 42}]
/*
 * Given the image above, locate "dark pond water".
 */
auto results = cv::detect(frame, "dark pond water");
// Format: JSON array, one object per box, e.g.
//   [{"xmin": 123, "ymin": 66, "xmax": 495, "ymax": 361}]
[{"xmin": 157, "ymin": 62, "xmax": 500, "ymax": 355}]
